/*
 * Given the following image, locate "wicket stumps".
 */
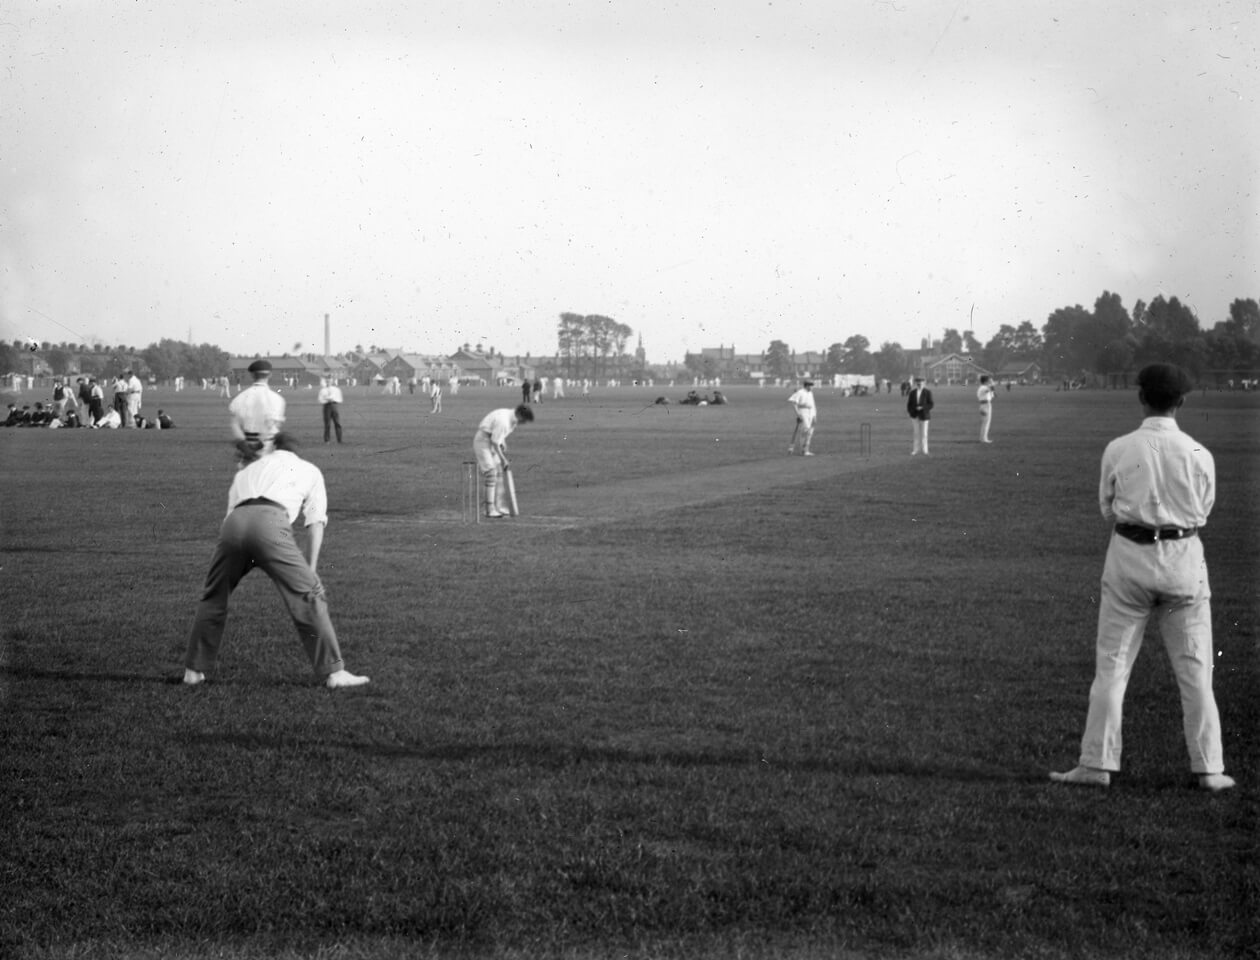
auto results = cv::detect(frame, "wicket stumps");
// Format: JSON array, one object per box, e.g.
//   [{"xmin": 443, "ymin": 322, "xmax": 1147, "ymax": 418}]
[
  {"xmin": 860, "ymin": 422, "xmax": 872, "ymax": 459},
  {"xmin": 460, "ymin": 460, "xmax": 480, "ymax": 524}
]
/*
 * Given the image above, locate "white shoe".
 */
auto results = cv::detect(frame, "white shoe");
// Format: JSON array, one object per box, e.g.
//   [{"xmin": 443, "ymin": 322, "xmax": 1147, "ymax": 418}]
[
  {"xmin": 1199, "ymin": 773, "xmax": 1236, "ymax": 792},
  {"xmin": 183, "ymin": 669, "xmax": 205, "ymax": 686},
  {"xmin": 326, "ymin": 669, "xmax": 370, "ymax": 689},
  {"xmin": 803, "ymin": 451, "xmax": 814, "ymax": 456},
  {"xmin": 1049, "ymin": 765, "xmax": 1110, "ymax": 788}
]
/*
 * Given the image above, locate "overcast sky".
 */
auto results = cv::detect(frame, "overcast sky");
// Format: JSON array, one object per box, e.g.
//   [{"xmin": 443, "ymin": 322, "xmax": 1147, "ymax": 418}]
[{"xmin": 3, "ymin": 1, "xmax": 1257, "ymax": 362}]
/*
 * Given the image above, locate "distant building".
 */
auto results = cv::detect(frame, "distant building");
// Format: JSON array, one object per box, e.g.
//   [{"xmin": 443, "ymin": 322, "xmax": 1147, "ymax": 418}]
[
  {"xmin": 919, "ymin": 352, "xmax": 991, "ymax": 384},
  {"xmin": 995, "ymin": 360, "xmax": 1042, "ymax": 384}
]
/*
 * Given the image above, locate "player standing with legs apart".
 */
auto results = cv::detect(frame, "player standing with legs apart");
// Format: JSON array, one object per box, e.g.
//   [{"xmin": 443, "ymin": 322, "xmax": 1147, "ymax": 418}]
[
  {"xmin": 318, "ymin": 377, "xmax": 344, "ymax": 443},
  {"xmin": 229, "ymin": 359, "xmax": 286, "ymax": 462},
  {"xmin": 182, "ymin": 434, "xmax": 369, "ymax": 689},
  {"xmin": 977, "ymin": 374, "xmax": 995, "ymax": 443},
  {"xmin": 907, "ymin": 375, "xmax": 933, "ymax": 455},
  {"xmin": 473, "ymin": 404, "xmax": 534, "ymax": 519},
  {"xmin": 1050, "ymin": 364, "xmax": 1234, "ymax": 792},
  {"xmin": 787, "ymin": 380, "xmax": 817, "ymax": 456}
]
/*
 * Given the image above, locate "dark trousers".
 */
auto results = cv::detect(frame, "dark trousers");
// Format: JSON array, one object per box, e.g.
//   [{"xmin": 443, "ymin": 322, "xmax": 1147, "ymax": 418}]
[
  {"xmin": 322, "ymin": 402, "xmax": 342, "ymax": 442},
  {"xmin": 185, "ymin": 504, "xmax": 345, "ymax": 677}
]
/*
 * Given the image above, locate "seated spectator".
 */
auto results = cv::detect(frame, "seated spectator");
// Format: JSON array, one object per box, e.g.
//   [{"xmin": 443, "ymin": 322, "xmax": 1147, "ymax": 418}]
[
  {"xmin": 2, "ymin": 403, "xmax": 20, "ymax": 426},
  {"xmin": 157, "ymin": 409, "xmax": 175, "ymax": 429},
  {"xmin": 94, "ymin": 408, "xmax": 122, "ymax": 429},
  {"xmin": 711, "ymin": 390, "xmax": 727, "ymax": 405},
  {"xmin": 22, "ymin": 402, "xmax": 53, "ymax": 426},
  {"xmin": 63, "ymin": 409, "xmax": 82, "ymax": 428}
]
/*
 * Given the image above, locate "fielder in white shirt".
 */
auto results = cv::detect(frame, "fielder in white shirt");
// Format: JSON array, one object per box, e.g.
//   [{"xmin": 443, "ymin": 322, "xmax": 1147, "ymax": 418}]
[
  {"xmin": 787, "ymin": 380, "xmax": 817, "ymax": 456},
  {"xmin": 318, "ymin": 378, "xmax": 344, "ymax": 443},
  {"xmin": 183, "ymin": 433, "xmax": 369, "ymax": 689},
  {"xmin": 228, "ymin": 359, "xmax": 286, "ymax": 458},
  {"xmin": 1050, "ymin": 363, "xmax": 1233, "ymax": 792},
  {"xmin": 976, "ymin": 375, "xmax": 995, "ymax": 443}
]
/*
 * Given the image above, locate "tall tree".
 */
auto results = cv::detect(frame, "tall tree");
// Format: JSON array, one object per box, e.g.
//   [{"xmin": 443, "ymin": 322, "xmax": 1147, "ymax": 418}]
[
  {"xmin": 1042, "ymin": 304, "xmax": 1093, "ymax": 375},
  {"xmin": 821, "ymin": 342, "xmax": 847, "ymax": 378},
  {"xmin": 142, "ymin": 338, "xmax": 189, "ymax": 383},
  {"xmin": 940, "ymin": 328, "xmax": 963, "ymax": 354},
  {"xmin": 1224, "ymin": 297, "xmax": 1260, "ymax": 341},
  {"xmin": 842, "ymin": 334, "xmax": 873, "ymax": 374},
  {"xmin": 764, "ymin": 340, "xmax": 793, "ymax": 380},
  {"xmin": 873, "ymin": 341, "xmax": 906, "ymax": 380}
]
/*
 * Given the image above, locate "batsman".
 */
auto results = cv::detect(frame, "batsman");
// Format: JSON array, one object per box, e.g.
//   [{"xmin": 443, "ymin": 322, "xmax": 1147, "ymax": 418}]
[{"xmin": 472, "ymin": 403, "xmax": 534, "ymax": 518}]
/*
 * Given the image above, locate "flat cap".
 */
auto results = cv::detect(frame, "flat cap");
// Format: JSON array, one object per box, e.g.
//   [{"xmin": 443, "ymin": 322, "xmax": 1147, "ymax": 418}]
[{"xmin": 247, "ymin": 359, "xmax": 272, "ymax": 375}]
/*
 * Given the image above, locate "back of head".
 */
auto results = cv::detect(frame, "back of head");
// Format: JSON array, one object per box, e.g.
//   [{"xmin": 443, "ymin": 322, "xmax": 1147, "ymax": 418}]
[
  {"xmin": 1137, "ymin": 363, "xmax": 1191, "ymax": 412},
  {"xmin": 272, "ymin": 432, "xmax": 298, "ymax": 452},
  {"xmin": 514, "ymin": 404, "xmax": 535, "ymax": 422}
]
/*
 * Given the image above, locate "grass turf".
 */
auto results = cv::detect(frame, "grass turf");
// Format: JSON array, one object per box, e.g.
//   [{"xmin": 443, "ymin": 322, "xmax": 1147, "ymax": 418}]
[{"xmin": 1, "ymin": 382, "xmax": 1257, "ymax": 960}]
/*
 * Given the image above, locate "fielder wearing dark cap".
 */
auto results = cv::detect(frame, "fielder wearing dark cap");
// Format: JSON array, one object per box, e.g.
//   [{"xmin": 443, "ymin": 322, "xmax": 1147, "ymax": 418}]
[
  {"xmin": 1051, "ymin": 362, "xmax": 1234, "ymax": 792},
  {"xmin": 229, "ymin": 358, "xmax": 286, "ymax": 459}
]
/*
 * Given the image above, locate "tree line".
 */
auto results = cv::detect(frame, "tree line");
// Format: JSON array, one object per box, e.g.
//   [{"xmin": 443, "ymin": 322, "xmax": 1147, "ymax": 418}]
[
  {"xmin": 682, "ymin": 293, "xmax": 1259, "ymax": 383},
  {"xmin": 3, "ymin": 338, "xmax": 232, "ymax": 382}
]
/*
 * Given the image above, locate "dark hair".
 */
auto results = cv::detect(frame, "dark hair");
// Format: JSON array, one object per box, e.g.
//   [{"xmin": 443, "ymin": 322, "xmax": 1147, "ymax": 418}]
[
  {"xmin": 1137, "ymin": 363, "xmax": 1192, "ymax": 412},
  {"xmin": 514, "ymin": 404, "xmax": 535, "ymax": 422},
  {"xmin": 273, "ymin": 432, "xmax": 299, "ymax": 451}
]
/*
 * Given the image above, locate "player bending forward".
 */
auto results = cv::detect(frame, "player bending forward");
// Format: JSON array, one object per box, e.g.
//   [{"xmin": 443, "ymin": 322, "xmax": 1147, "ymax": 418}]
[
  {"xmin": 473, "ymin": 403, "xmax": 534, "ymax": 518},
  {"xmin": 182, "ymin": 433, "xmax": 369, "ymax": 689}
]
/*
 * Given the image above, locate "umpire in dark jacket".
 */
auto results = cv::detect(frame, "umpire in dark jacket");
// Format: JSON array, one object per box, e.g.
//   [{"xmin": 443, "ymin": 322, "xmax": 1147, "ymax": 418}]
[{"xmin": 907, "ymin": 375, "xmax": 934, "ymax": 455}]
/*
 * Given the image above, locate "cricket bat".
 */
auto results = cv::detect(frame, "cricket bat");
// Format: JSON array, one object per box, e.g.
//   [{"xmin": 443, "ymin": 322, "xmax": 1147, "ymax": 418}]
[{"xmin": 503, "ymin": 464, "xmax": 520, "ymax": 516}]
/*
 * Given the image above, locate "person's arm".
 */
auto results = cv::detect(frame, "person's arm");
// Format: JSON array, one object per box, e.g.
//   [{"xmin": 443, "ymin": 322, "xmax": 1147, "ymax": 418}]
[
  {"xmin": 305, "ymin": 522, "xmax": 325, "ymax": 572},
  {"xmin": 1098, "ymin": 445, "xmax": 1117, "ymax": 522}
]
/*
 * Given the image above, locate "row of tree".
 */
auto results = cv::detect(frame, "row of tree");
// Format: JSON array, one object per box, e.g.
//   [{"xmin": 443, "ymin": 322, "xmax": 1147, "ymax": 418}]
[
  {"xmin": 555, "ymin": 313, "xmax": 635, "ymax": 380},
  {"xmin": 679, "ymin": 294, "xmax": 1258, "ymax": 382},
  {"xmin": 1, "ymin": 338, "xmax": 232, "ymax": 382},
  {"xmin": 8, "ymin": 293, "xmax": 1257, "ymax": 386}
]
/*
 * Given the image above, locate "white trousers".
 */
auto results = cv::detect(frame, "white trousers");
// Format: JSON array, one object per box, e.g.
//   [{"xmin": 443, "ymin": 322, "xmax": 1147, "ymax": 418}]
[
  {"xmin": 472, "ymin": 432, "xmax": 508, "ymax": 513},
  {"xmin": 979, "ymin": 403, "xmax": 992, "ymax": 441},
  {"xmin": 911, "ymin": 418, "xmax": 930, "ymax": 454},
  {"xmin": 1079, "ymin": 534, "xmax": 1223, "ymax": 774}
]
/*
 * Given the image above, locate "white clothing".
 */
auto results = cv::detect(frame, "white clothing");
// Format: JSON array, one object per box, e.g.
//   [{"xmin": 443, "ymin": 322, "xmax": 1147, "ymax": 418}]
[
  {"xmin": 977, "ymin": 383, "xmax": 995, "ymax": 441},
  {"xmin": 1099, "ymin": 417, "xmax": 1214, "ymax": 529},
  {"xmin": 1079, "ymin": 415, "xmax": 1222, "ymax": 774},
  {"xmin": 229, "ymin": 382, "xmax": 287, "ymax": 442},
  {"xmin": 787, "ymin": 388, "xmax": 817, "ymax": 427},
  {"xmin": 226, "ymin": 450, "xmax": 328, "ymax": 527},
  {"xmin": 318, "ymin": 385, "xmax": 344, "ymax": 405}
]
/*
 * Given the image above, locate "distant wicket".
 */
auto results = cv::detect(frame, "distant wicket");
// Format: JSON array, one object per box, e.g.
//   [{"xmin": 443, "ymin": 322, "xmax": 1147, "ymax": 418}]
[
  {"xmin": 860, "ymin": 422, "xmax": 872, "ymax": 459},
  {"xmin": 461, "ymin": 460, "xmax": 480, "ymax": 524}
]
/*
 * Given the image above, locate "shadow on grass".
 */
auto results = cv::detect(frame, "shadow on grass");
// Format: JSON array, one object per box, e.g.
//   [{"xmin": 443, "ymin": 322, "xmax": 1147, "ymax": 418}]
[
  {"xmin": 0, "ymin": 665, "xmax": 328, "ymax": 689},
  {"xmin": 187, "ymin": 730, "xmax": 1029, "ymax": 784}
]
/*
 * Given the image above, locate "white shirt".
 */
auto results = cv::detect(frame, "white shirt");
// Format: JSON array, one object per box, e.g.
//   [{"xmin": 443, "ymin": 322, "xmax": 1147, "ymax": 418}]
[
  {"xmin": 228, "ymin": 381, "xmax": 286, "ymax": 439},
  {"xmin": 226, "ymin": 450, "xmax": 328, "ymax": 527},
  {"xmin": 788, "ymin": 388, "xmax": 816, "ymax": 417},
  {"xmin": 977, "ymin": 384, "xmax": 995, "ymax": 404},
  {"xmin": 478, "ymin": 408, "xmax": 518, "ymax": 446},
  {"xmin": 318, "ymin": 385, "xmax": 344, "ymax": 405},
  {"xmin": 128, "ymin": 374, "xmax": 143, "ymax": 396},
  {"xmin": 1099, "ymin": 416, "xmax": 1214, "ymax": 528}
]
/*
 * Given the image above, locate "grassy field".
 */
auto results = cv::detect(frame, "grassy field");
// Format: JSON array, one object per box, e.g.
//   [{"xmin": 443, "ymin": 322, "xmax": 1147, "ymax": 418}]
[{"xmin": 1, "ymin": 380, "xmax": 1257, "ymax": 960}]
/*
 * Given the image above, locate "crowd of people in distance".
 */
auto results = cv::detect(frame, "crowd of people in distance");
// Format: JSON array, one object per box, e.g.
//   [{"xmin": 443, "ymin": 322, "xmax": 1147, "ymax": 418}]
[
  {"xmin": 2, "ymin": 375, "xmax": 175, "ymax": 430},
  {"xmin": 668, "ymin": 389, "xmax": 728, "ymax": 406}
]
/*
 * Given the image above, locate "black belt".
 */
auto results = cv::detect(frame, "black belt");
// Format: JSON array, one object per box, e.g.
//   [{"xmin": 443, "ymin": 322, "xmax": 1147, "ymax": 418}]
[
  {"xmin": 1115, "ymin": 523, "xmax": 1198, "ymax": 544},
  {"xmin": 237, "ymin": 497, "xmax": 282, "ymax": 509}
]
